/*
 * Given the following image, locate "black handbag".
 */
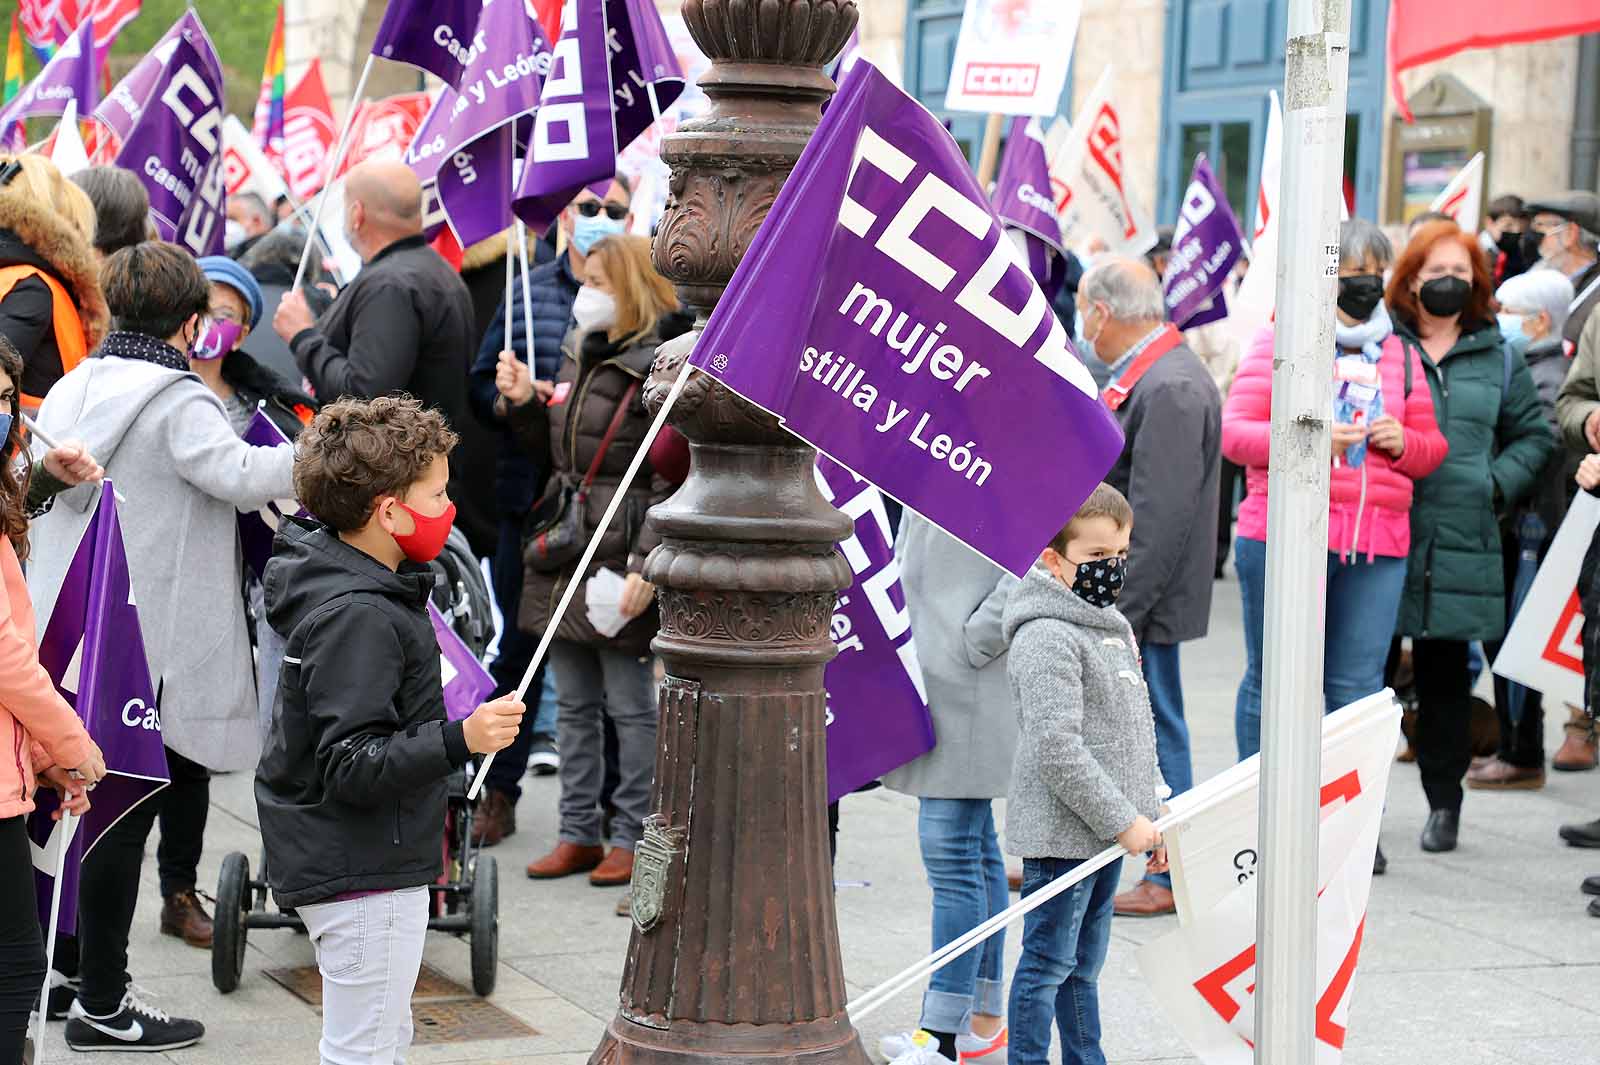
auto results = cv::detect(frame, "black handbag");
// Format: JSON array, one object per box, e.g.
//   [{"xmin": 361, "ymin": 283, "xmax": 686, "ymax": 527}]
[{"xmin": 523, "ymin": 381, "xmax": 639, "ymax": 573}]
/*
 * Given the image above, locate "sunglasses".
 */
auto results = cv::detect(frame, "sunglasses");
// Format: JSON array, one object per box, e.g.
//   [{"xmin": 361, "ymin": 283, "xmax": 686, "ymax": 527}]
[{"xmin": 576, "ymin": 201, "xmax": 628, "ymax": 221}]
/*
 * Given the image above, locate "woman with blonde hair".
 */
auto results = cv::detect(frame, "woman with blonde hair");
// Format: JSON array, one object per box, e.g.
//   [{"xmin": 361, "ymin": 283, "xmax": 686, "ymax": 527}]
[
  {"xmin": 495, "ymin": 233, "xmax": 690, "ymax": 895},
  {"xmin": 0, "ymin": 154, "xmax": 108, "ymax": 409}
]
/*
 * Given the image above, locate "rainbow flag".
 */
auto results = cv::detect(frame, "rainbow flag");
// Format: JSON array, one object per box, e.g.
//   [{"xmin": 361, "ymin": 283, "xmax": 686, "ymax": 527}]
[
  {"xmin": 251, "ymin": 4, "xmax": 286, "ymax": 165},
  {"xmin": 3, "ymin": 14, "xmax": 24, "ymax": 104}
]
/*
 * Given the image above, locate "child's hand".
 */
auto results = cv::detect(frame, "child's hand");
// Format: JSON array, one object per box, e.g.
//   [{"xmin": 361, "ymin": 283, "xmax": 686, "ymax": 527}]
[
  {"xmin": 463, "ymin": 695, "xmax": 526, "ymax": 755},
  {"xmin": 1145, "ymin": 844, "xmax": 1169, "ymax": 876},
  {"xmin": 1116, "ymin": 815, "xmax": 1162, "ymax": 856}
]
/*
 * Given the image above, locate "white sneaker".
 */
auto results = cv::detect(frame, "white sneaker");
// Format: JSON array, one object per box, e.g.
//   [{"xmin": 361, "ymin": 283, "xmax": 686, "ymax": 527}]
[
  {"xmin": 956, "ymin": 1026, "xmax": 1008, "ymax": 1065},
  {"xmin": 881, "ymin": 1031, "xmax": 955, "ymax": 1065},
  {"xmin": 878, "ymin": 1030, "xmax": 927, "ymax": 1060}
]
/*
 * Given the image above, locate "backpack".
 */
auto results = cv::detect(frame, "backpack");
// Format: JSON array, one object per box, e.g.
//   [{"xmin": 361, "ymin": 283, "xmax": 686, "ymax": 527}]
[{"xmin": 427, "ymin": 526, "xmax": 495, "ymax": 658}]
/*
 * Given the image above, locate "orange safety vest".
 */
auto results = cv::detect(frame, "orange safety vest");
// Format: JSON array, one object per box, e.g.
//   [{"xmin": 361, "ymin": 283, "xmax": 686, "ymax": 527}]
[{"xmin": 0, "ymin": 264, "xmax": 89, "ymax": 411}]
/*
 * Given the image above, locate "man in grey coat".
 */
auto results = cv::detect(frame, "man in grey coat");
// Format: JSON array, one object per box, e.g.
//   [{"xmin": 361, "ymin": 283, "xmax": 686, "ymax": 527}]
[
  {"xmin": 877, "ymin": 512, "xmax": 1018, "ymax": 1065},
  {"xmin": 1075, "ymin": 257, "xmax": 1221, "ymax": 916}
]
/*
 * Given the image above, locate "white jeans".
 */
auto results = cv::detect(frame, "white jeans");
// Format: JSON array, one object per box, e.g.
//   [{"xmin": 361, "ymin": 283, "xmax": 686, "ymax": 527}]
[{"xmin": 297, "ymin": 886, "xmax": 429, "ymax": 1065}]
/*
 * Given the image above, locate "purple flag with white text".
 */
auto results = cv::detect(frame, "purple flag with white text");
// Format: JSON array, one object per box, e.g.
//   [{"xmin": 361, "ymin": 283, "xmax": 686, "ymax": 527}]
[
  {"xmin": 113, "ymin": 32, "xmax": 228, "ymax": 256},
  {"xmin": 27, "ymin": 482, "xmax": 169, "ymax": 936},
  {"xmin": 372, "ymin": 0, "xmax": 487, "ymax": 92},
  {"xmin": 0, "ymin": 17, "xmax": 97, "ymax": 140},
  {"xmin": 689, "ymin": 63, "xmax": 1124, "ymax": 577},
  {"xmin": 512, "ymin": 0, "xmax": 684, "ymax": 232},
  {"xmin": 994, "ymin": 115, "xmax": 1069, "ymax": 301},
  {"xmin": 238, "ymin": 412, "xmax": 302, "ymax": 579},
  {"xmin": 95, "ymin": 11, "xmax": 224, "ymax": 145},
  {"xmin": 429, "ymin": 601, "xmax": 495, "ymax": 723},
  {"xmin": 816, "ymin": 458, "xmax": 933, "ymax": 802},
  {"xmin": 1163, "ymin": 156, "xmax": 1244, "ymax": 329}
]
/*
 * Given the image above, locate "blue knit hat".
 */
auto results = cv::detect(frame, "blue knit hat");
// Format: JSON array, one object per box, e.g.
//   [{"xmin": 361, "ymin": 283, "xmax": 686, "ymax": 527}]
[{"xmin": 197, "ymin": 256, "xmax": 264, "ymax": 329}]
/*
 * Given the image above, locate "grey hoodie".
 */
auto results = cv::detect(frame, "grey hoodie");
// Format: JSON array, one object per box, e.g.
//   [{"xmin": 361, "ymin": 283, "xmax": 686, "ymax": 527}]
[
  {"xmin": 28, "ymin": 353, "xmax": 296, "ymax": 771},
  {"xmin": 1003, "ymin": 564, "xmax": 1165, "ymax": 860}
]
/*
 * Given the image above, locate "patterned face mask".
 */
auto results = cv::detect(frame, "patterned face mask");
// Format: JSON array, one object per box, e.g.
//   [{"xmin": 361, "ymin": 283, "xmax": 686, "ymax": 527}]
[{"xmin": 1071, "ymin": 556, "xmax": 1125, "ymax": 609}]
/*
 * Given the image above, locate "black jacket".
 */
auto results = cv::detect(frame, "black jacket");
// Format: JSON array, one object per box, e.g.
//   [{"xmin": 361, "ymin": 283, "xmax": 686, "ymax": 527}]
[
  {"xmin": 255, "ymin": 518, "xmax": 471, "ymax": 908},
  {"xmin": 0, "ymin": 192, "xmax": 110, "ymax": 401},
  {"xmin": 221, "ymin": 349, "xmax": 318, "ymax": 439}
]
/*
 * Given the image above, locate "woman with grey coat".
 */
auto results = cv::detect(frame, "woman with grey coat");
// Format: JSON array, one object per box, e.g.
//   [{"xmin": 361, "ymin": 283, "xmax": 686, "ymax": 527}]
[{"xmin": 878, "ymin": 511, "xmax": 1018, "ymax": 1065}]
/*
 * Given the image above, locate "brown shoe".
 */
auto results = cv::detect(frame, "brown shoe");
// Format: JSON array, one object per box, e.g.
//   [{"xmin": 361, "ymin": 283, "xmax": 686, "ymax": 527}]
[
  {"xmin": 526, "ymin": 841, "xmax": 605, "ymax": 879},
  {"xmin": 1553, "ymin": 706, "xmax": 1598, "ymax": 772},
  {"xmin": 1113, "ymin": 880, "xmax": 1175, "ymax": 918},
  {"xmin": 1007, "ymin": 869, "xmax": 1023, "ymax": 893},
  {"xmin": 160, "ymin": 890, "xmax": 214, "ymax": 948},
  {"xmin": 590, "ymin": 847, "xmax": 635, "ymax": 886},
  {"xmin": 1466, "ymin": 757, "xmax": 1545, "ymax": 790},
  {"xmin": 471, "ymin": 789, "xmax": 516, "ymax": 847}
]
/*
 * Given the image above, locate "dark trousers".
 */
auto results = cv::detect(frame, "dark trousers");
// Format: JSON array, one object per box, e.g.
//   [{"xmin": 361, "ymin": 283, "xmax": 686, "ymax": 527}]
[
  {"xmin": 155, "ymin": 746, "xmax": 209, "ymax": 897},
  {"xmin": 1483, "ymin": 526, "xmax": 1549, "ymax": 768},
  {"xmin": 0, "ymin": 816, "xmax": 45, "ymax": 1063},
  {"xmin": 484, "ymin": 516, "xmax": 547, "ymax": 802},
  {"xmin": 1216, "ymin": 459, "xmax": 1241, "ymax": 571},
  {"xmin": 1410, "ymin": 639, "xmax": 1474, "ymax": 814}
]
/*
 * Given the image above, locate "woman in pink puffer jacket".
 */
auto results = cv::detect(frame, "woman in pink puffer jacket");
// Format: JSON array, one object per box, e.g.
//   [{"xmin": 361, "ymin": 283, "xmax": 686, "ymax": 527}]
[{"xmin": 1222, "ymin": 220, "xmax": 1448, "ymax": 762}]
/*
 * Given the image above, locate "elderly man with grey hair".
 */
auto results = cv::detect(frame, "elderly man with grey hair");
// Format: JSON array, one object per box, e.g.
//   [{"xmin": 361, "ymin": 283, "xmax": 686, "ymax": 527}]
[
  {"xmin": 1075, "ymin": 256, "xmax": 1220, "ymax": 917},
  {"xmin": 1525, "ymin": 191, "xmax": 1599, "ymax": 346}
]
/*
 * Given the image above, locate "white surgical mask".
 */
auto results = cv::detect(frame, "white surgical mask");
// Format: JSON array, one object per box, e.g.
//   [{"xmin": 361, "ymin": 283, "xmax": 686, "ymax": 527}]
[
  {"xmin": 223, "ymin": 219, "xmax": 247, "ymax": 251},
  {"xmin": 572, "ymin": 287, "xmax": 617, "ymax": 335}
]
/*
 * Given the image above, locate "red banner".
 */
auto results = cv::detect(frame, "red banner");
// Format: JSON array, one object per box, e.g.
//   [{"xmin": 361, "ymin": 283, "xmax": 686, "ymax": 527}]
[{"xmin": 281, "ymin": 59, "xmax": 336, "ymax": 199}]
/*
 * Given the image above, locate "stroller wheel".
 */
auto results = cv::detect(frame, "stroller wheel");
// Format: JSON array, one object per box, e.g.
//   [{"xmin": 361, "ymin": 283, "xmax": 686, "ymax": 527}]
[
  {"xmin": 470, "ymin": 855, "xmax": 499, "ymax": 996},
  {"xmin": 213, "ymin": 852, "xmax": 251, "ymax": 993}
]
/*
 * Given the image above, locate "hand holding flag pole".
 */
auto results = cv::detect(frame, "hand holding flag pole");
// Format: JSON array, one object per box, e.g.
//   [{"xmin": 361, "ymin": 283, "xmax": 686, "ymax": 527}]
[{"xmin": 21, "ymin": 413, "xmax": 125, "ymax": 503}]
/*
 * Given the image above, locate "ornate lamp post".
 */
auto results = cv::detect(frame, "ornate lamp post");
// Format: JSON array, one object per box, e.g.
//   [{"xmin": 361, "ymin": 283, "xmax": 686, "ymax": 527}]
[{"xmin": 592, "ymin": 4, "xmax": 866, "ymax": 1065}]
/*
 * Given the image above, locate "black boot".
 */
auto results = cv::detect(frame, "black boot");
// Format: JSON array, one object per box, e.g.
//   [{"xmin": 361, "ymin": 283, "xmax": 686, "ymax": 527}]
[
  {"xmin": 1420, "ymin": 810, "xmax": 1458, "ymax": 853},
  {"xmin": 1581, "ymin": 874, "xmax": 1600, "ymax": 896},
  {"xmin": 1558, "ymin": 817, "xmax": 1600, "ymax": 848}
]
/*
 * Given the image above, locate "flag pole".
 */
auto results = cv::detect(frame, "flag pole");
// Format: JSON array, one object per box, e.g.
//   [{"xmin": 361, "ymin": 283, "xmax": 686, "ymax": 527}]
[
  {"xmin": 1255, "ymin": 1, "xmax": 1351, "ymax": 1061},
  {"xmin": 469, "ymin": 356, "xmax": 695, "ymax": 800},
  {"xmin": 21, "ymin": 413, "xmax": 126, "ymax": 503},
  {"xmin": 516, "ymin": 221, "xmax": 535, "ymax": 373},
  {"xmin": 33, "ymin": 810, "xmax": 76, "ymax": 1060},
  {"xmin": 974, "ymin": 112, "xmax": 1005, "ymax": 188},
  {"xmin": 291, "ymin": 54, "xmax": 375, "ymax": 292}
]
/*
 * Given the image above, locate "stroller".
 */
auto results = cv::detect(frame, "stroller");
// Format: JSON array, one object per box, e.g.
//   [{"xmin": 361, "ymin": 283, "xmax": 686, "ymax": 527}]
[{"xmin": 214, "ymin": 529, "xmax": 501, "ymax": 996}]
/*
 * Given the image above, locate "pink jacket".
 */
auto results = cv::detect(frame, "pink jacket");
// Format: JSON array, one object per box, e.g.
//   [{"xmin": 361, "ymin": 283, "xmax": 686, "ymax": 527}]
[
  {"xmin": 1, "ymin": 535, "xmax": 93, "ymax": 820},
  {"xmin": 1223, "ymin": 328, "xmax": 1449, "ymax": 560}
]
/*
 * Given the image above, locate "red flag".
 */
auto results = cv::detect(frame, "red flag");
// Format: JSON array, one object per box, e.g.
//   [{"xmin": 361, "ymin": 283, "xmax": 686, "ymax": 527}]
[
  {"xmin": 335, "ymin": 91, "xmax": 432, "ymax": 180},
  {"xmin": 532, "ymin": 0, "xmax": 562, "ymax": 39},
  {"xmin": 1390, "ymin": 0, "xmax": 1600, "ymax": 121},
  {"xmin": 282, "ymin": 58, "xmax": 337, "ymax": 199}
]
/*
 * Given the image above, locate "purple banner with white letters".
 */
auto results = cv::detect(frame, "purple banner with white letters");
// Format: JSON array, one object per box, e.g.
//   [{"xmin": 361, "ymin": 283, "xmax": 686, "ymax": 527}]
[
  {"xmin": 1162, "ymin": 156, "xmax": 1244, "ymax": 329},
  {"xmin": 816, "ymin": 458, "xmax": 934, "ymax": 802},
  {"xmin": 994, "ymin": 116, "xmax": 1064, "ymax": 253},
  {"xmin": 28, "ymin": 483, "xmax": 169, "ymax": 936},
  {"xmin": 237, "ymin": 412, "xmax": 302, "ymax": 579},
  {"xmin": 95, "ymin": 12, "xmax": 224, "ymax": 144},
  {"xmin": 371, "ymin": 0, "xmax": 487, "ymax": 92},
  {"xmin": 429, "ymin": 601, "xmax": 495, "ymax": 723},
  {"xmin": 688, "ymin": 63, "xmax": 1124, "ymax": 577},
  {"xmin": 0, "ymin": 18, "xmax": 98, "ymax": 139},
  {"xmin": 113, "ymin": 33, "xmax": 227, "ymax": 256},
  {"xmin": 512, "ymin": 0, "xmax": 683, "ymax": 232}
]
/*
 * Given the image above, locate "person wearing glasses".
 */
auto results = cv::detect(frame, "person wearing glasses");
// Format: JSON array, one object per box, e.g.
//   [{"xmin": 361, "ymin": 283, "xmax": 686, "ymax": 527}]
[{"xmin": 1523, "ymin": 192, "xmax": 1600, "ymax": 346}]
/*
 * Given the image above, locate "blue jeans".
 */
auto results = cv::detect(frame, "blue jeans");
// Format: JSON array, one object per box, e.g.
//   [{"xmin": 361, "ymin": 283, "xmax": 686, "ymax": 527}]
[
  {"xmin": 1233, "ymin": 536, "xmax": 1406, "ymax": 760},
  {"xmin": 916, "ymin": 799, "xmax": 1009, "ymax": 1033},
  {"xmin": 1140, "ymin": 642, "xmax": 1190, "ymax": 889},
  {"xmin": 1007, "ymin": 856, "xmax": 1123, "ymax": 1065}
]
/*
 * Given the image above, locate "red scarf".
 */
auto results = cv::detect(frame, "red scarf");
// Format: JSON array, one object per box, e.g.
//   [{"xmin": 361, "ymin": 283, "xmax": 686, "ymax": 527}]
[{"xmin": 1101, "ymin": 325, "xmax": 1183, "ymax": 412}]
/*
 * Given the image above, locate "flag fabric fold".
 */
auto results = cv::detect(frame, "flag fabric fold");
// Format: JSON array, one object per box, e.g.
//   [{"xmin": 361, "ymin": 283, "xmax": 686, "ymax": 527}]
[
  {"xmin": 1429, "ymin": 151, "xmax": 1485, "ymax": 234},
  {"xmin": 95, "ymin": 11, "xmax": 222, "ymax": 149},
  {"xmin": 4, "ymin": 14, "xmax": 25, "ymax": 104},
  {"xmin": 281, "ymin": 59, "xmax": 336, "ymax": 199},
  {"xmin": 1163, "ymin": 156, "xmax": 1245, "ymax": 330},
  {"xmin": 371, "ymin": 0, "xmax": 488, "ymax": 92},
  {"xmin": 993, "ymin": 115, "xmax": 1068, "ymax": 300},
  {"xmin": 252, "ymin": 3, "xmax": 287, "ymax": 169},
  {"xmin": 0, "ymin": 16, "xmax": 96, "ymax": 140}
]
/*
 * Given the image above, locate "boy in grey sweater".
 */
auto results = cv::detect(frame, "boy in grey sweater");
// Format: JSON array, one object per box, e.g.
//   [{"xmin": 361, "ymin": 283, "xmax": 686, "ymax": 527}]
[{"xmin": 1003, "ymin": 483, "xmax": 1168, "ymax": 1065}]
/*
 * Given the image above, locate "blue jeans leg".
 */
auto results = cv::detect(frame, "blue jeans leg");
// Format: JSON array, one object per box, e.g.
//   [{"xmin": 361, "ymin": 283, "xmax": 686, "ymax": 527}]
[
  {"xmin": 1322, "ymin": 553, "xmax": 1407, "ymax": 712},
  {"xmin": 1140, "ymin": 643, "xmax": 1191, "ymax": 889},
  {"xmin": 917, "ymin": 799, "xmax": 1009, "ymax": 1033},
  {"xmin": 1233, "ymin": 536, "xmax": 1268, "ymax": 759},
  {"xmin": 1006, "ymin": 857, "xmax": 1123, "ymax": 1065}
]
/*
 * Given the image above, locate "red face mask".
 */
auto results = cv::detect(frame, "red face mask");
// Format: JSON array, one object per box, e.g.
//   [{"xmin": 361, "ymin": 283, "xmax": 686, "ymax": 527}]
[{"xmin": 391, "ymin": 501, "xmax": 456, "ymax": 563}]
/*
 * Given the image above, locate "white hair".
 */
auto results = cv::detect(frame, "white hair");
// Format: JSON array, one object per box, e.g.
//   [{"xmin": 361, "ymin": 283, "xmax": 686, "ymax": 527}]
[
  {"xmin": 1079, "ymin": 257, "xmax": 1167, "ymax": 323},
  {"xmin": 1497, "ymin": 268, "xmax": 1576, "ymax": 337}
]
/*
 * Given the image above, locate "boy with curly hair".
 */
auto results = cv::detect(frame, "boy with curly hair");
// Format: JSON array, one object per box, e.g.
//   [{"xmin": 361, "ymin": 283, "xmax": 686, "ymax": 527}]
[{"xmin": 255, "ymin": 395, "xmax": 524, "ymax": 1065}]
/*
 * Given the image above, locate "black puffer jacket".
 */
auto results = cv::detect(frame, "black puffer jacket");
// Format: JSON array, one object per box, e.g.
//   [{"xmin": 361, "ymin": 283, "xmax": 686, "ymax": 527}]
[
  {"xmin": 221, "ymin": 349, "xmax": 318, "ymax": 439},
  {"xmin": 255, "ymin": 518, "xmax": 471, "ymax": 908}
]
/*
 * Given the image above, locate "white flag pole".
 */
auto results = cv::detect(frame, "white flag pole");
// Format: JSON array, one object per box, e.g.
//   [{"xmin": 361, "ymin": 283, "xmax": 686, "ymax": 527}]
[
  {"xmin": 1255, "ymin": 0, "xmax": 1351, "ymax": 1060},
  {"xmin": 469, "ymin": 356, "xmax": 694, "ymax": 800},
  {"xmin": 504, "ymin": 149, "xmax": 517, "ymax": 359},
  {"xmin": 292, "ymin": 54, "xmax": 376, "ymax": 292},
  {"xmin": 33, "ymin": 810, "xmax": 77, "ymax": 1060},
  {"xmin": 516, "ymin": 222, "xmax": 536, "ymax": 371},
  {"xmin": 21, "ymin": 413, "xmax": 126, "ymax": 504}
]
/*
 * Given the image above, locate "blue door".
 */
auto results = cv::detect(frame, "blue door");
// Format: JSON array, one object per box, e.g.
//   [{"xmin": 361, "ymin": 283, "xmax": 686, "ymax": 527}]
[{"xmin": 1159, "ymin": 0, "xmax": 1387, "ymax": 229}]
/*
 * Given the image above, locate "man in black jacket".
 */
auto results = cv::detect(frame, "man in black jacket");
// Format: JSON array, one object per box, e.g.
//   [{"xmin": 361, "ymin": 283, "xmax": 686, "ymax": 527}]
[{"xmin": 1076, "ymin": 257, "xmax": 1221, "ymax": 918}]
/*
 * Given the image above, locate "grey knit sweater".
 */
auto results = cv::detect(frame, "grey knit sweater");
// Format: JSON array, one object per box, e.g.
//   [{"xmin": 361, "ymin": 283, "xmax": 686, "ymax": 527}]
[{"xmin": 1003, "ymin": 564, "xmax": 1165, "ymax": 859}]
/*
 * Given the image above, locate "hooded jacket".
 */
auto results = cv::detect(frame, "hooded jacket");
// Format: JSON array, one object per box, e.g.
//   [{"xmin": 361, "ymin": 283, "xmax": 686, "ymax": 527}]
[
  {"xmin": 0, "ymin": 191, "xmax": 109, "ymax": 402},
  {"xmin": 1003, "ymin": 565, "xmax": 1165, "ymax": 860},
  {"xmin": 27, "ymin": 347, "xmax": 296, "ymax": 771},
  {"xmin": 255, "ymin": 519, "xmax": 471, "ymax": 909}
]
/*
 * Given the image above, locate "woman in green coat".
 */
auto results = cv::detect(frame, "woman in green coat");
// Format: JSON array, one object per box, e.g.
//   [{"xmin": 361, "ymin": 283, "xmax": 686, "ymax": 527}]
[{"xmin": 1387, "ymin": 221, "xmax": 1555, "ymax": 855}]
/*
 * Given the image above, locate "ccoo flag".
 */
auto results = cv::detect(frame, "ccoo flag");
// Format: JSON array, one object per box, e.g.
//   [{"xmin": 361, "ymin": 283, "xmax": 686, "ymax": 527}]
[
  {"xmin": 1162, "ymin": 156, "xmax": 1244, "ymax": 330},
  {"xmin": 371, "ymin": 0, "xmax": 488, "ymax": 92},
  {"xmin": 993, "ymin": 115, "xmax": 1069, "ymax": 301},
  {"xmin": 429, "ymin": 601, "xmax": 496, "ymax": 723},
  {"xmin": 237, "ymin": 412, "xmax": 303, "ymax": 580},
  {"xmin": 27, "ymin": 482, "xmax": 170, "ymax": 936},
  {"xmin": 688, "ymin": 62, "xmax": 1123, "ymax": 577},
  {"xmin": 0, "ymin": 17, "xmax": 97, "ymax": 142},
  {"xmin": 513, "ymin": 0, "xmax": 685, "ymax": 232},
  {"xmin": 96, "ymin": 11, "xmax": 224, "ymax": 148}
]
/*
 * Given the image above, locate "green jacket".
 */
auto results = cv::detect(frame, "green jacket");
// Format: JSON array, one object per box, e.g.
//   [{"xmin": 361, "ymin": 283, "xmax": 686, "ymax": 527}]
[{"xmin": 1396, "ymin": 321, "xmax": 1555, "ymax": 641}]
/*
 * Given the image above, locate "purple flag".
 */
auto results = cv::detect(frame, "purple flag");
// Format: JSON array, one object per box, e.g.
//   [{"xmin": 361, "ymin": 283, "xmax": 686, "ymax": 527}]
[
  {"xmin": 429, "ymin": 601, "xmax": 495, "ymax": 723},
  {"xmin": 237, "ymin": 412, "xmax": 302, "ymax": 579},
  {"xmin": 1183, "ymin": 288, "xmax": 1230, "ymax": 330},
  {"xmin": 0, "ymin": 18, "xmax": 98, "ymax": 140},
  {"xmin": 512, "ymin": 0, "xmax": 684, "ymax": 232},
  {"xmin": 113, "ymin": 32, "xmax": 228, "ymax": 257},
  {"xmin": 816, "ymin": 458, "xmax": 934, "ymax": 802},
  {"xmin": 95, "ymin": 12, "xmax": 224, "ymax": 144},
  {"xmin": 28, "ymin": 482, "xmax": 170, "ymax": 936},
  {"xmin": 372, "ymin": 0, "xmax": 487, "ymax": 92},
  {"xmin": 994, "ymin": 116, "xmax": 1068, "ymax": 299},
  {"xmin": 688, "ymin": 63, "xmax": 1124, "ymax": 578},
  {"xmin": 1163, "ymin": 156, "xmax": 1245, "ymax": 330}
]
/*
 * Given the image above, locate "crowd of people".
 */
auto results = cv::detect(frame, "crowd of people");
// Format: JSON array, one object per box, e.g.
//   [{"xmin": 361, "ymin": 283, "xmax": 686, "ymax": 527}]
[{"xmin": 0, "ymin": 137, "xmax": 1598, "ymax": 1065}]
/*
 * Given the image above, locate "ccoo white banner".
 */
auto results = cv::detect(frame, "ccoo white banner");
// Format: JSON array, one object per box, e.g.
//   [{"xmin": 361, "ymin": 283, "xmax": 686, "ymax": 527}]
[
  {"xmin": 1043, "ymin": 66, "xmax": 1157, "ymax": 257},
  {"xmin": 1492, "ymin": 491, "xmax": 1597, "ymax": 708},
  {"xmin": 943, "ymin": 0, "xmax": 1080, "ymax": 118}
]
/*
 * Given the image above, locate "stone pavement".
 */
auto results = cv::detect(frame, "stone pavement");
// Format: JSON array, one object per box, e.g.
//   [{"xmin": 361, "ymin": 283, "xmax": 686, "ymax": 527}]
[{"xmin": 32, "ymin": 572, "xmax": 1600, "ymax": 1065}]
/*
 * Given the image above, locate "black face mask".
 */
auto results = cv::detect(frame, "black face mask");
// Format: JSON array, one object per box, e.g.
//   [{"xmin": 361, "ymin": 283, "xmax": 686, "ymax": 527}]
[
  {"xmin": 1070, "ymin": 557, "xmax": 1125, "ymax": 609},
  {"xmin": 1337, "ymin": 274, "xmax": 1385, "ymax": 321},
  {"xmin": 1496, "ymin": 229, "xmax": 1523, "ymax": 256},
  {"xmin": 1519, "ymin": 229, "xmax": 1544, "ymax": 266},
  {"xmin": 1419, "ymin": 276, "xmax": 1471, "ymax": 318}
]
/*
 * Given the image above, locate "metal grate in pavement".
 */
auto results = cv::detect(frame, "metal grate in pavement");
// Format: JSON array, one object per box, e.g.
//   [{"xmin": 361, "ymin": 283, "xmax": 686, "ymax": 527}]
[
  {"xmin": 264, "ymin": 963, "xmax": 469, "ymax": 1006},
  {"xmin": 263, "ymin": 964, "xmax": 536, "ymax": 1044}
]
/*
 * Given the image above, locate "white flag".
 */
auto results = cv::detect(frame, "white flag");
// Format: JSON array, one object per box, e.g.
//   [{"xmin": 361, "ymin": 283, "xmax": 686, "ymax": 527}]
[
  {"xmin": 1492, "ymin": 491, "xmax": 1596, "ymax": 707},
  {"xmin": 1228, "ymin": 91, "xmax": 1283, "ymax": 355},
  {"xmin": 1138, "ymin": 693, "xmax": 1402, "ymax": 1065},
  {"xmin": 1043, "ymin": 66, "xmax": 1157, "ymax": 257},
  {"xmin": 221, "ymin": 114, "xmax": 290, "ymax": 207},
  {"xmin": 1430, "ymin": 151, "xmax": 1485, "ymax": 235},
  {"xmin": 48, "ymin": 100, "xmax": 91, "ymax": 179}
]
